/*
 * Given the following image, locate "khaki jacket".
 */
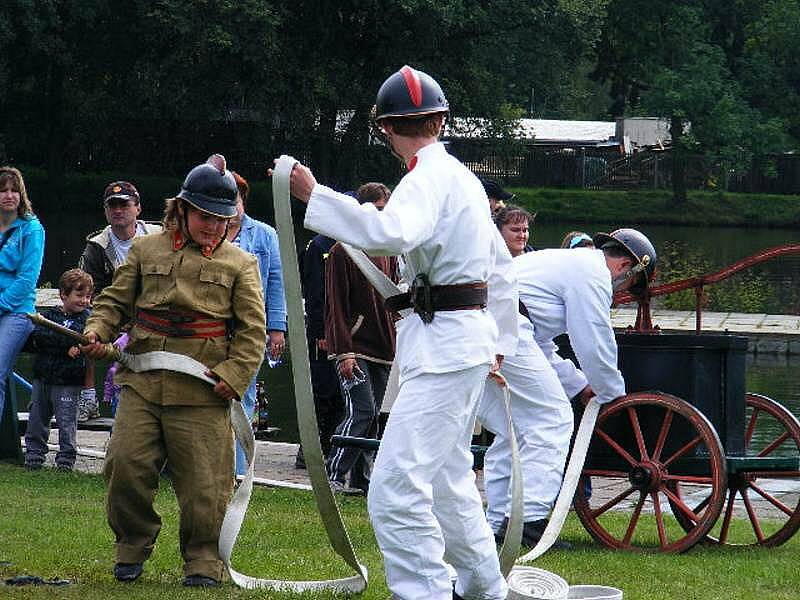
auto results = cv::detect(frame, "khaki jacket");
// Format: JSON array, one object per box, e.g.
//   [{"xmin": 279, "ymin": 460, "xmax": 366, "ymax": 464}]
[{"xmin": 86, "ymin": 230, "xmax": 266, "ymax": 405}]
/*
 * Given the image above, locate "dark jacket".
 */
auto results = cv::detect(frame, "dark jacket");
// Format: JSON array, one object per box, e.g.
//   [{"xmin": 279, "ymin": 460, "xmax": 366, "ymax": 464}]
[
  {"xmin": 78, "ymin": 221, "xmax": 162, "ymax": 295},
  {"xmin": 324, "ymin": 243, "xmax": 398, "ymax": 365},
  {"xmin": 300, "ymin": 235, "xmax": 337, "ymax": 354},
  {"xmin": 28, "ymin": 307, "xmax": 90, "ymax": 385}
]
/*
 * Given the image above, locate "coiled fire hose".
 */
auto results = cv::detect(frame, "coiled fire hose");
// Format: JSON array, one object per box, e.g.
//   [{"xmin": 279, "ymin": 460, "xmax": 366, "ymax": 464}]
[{"xmin": 216, "ymin": 156, "xmax": 368, "ymax": 592}]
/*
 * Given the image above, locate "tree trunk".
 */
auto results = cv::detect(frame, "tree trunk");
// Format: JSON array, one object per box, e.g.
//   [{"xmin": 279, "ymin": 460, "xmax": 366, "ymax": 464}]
[{"xmin": 670, "ymin": 114, "xmax": 687, "ymax": 205}]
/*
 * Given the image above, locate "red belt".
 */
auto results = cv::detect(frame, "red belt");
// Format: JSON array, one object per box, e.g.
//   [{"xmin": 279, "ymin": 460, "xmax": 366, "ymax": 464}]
[{"xmin": 134, "ymin": 309, "xmax": 228, "ymax": 339}]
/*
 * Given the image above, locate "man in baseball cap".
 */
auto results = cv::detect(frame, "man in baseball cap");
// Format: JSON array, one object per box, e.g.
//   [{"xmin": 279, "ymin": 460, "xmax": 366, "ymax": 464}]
[{"xmin": 79, "ymin": 181, "xmax": 162, "ymax": 296}]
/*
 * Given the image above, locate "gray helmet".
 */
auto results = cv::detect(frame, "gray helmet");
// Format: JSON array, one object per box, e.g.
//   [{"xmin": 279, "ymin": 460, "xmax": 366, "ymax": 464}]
[
  {"xmin": 593, "ymin": 228, "xmax": 657, "ymax": 293},
  {"xmin": 374, "ymin": 65, "xmax": 449, "ymax": 121},
  {"xmin": 177, "ymin": 154, "xmax": 237, "ymax": 218}
]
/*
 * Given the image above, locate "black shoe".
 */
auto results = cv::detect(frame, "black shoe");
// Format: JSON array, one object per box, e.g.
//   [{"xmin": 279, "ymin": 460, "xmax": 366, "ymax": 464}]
[
  {"xmin": 295, "ymin": 448, "xmax": 306, "ymax": 469},
  {"xmin": 494, "ymin": 518, "xmax": 573, "ymax": 550},
  {"xmin": 24, "ymin": 463, "xmax": 43, "ymax": 471},
  {"xmin": 182, "ymin": 574, "xmax": 220, "ymax": 587},
  {"xmin": 55, "ymin": 465, "xmax": 73, "ymax": 472},
  {"xmin": 113, "ymin": 562, "xmax": 143, "ymax": 582}
]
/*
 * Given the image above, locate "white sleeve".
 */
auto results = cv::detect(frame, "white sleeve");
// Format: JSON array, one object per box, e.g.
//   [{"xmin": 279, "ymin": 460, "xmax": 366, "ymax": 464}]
[
  {"xmin": 539, "ymin": 337, "xmax": 589, "ymax": 399},
  {"xmin": 487, "ymin": 229, "xmax": 519, "ymax": 357},
  {"xmin": 304, "ymin": 181, "xmax": 437, "ymax": 256},
  {"xmin": 564, "ymin": 266, "xmax": 626, "ymax": 404}
]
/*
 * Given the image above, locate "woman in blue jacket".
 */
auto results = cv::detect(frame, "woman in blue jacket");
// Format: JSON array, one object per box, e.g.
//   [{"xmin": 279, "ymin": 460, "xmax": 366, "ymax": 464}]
[
  {"xmin": 0, "ymin": 167, "xmax": 45, "ymax": 420},
  {"xmin": 228, "ymin": 172, "xmax": 287, "ymax": 475}
]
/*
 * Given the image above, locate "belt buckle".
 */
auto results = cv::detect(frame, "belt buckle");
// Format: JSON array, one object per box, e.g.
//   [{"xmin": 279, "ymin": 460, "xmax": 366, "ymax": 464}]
[{"xmin": 411, "ymin": 273, "xmax": 434, "ymax": 324}]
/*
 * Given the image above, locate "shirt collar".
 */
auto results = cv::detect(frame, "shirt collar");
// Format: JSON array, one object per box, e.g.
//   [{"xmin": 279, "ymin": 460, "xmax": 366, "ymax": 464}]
[
  {"xmin": 408, "ymin": 142, "xmax": 445, "ymax": 171},
  {"xmin": 172, "ymin": 229, "xmax": 215, "ymax": 258}
]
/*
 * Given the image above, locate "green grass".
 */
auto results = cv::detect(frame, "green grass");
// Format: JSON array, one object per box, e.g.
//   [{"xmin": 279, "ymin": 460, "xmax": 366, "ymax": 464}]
[
  {"xmin": 511, "ymin": 187, "xmax": 800, "ymax": 228},
  {"xmin": 1, "ymin": 463, "xmax": 799, "ymax": 599}
]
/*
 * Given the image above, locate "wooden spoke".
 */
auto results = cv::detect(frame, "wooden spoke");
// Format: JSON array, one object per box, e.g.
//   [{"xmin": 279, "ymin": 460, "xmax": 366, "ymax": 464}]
[
  {"xmin": 628, "ymin": 406, "xmax": 649, "ymax": 460},
  {"xmin": 651, "ymin": 491, "xmax": 668, "ymax": 549},
  {"xmin": 594, "ymin": 427, "xmax": 638, "ymax": 466},
  {"xmin": 591, "ymin": 486, "xmax": 638, "ymax": 518},
  {"xmin": 662, "ymin": 435, "xmax": 702, "ymax": 468},
  {"xmin": 748, "ymin": 482, "xmax": 795, "ymax": 517},
  {"xmin": 652, "ymin": 409, "xmax": 673, "ymax": 462},
  {"xmin": 621, "ymin": 493, "xmax": 646, "ymax": 546}
]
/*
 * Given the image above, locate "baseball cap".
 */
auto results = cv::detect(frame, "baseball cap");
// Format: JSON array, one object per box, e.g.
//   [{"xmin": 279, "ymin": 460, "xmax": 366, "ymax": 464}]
[
  {"xmin": 103, "ymin": 181, "xmax": 140, "ymax": 205},
  {"xmin": 481, "ymin": 179, "xmax": 514, "ymax": 201}
]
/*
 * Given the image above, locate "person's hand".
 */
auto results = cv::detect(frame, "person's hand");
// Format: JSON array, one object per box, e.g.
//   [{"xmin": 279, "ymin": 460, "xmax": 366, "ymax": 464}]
[
  {"xmin": 80, "ymin": 332, "xmax": 110, "ymax": 360},
  {"xmin": 205, "ymin": 369, "xmax": 239, "ymax": 402},
  {"xmin": 577, "ymin": 385, "xmax": 595, "ymax": 405},
  {"xmin": 267, "ymin": 160, "xmax": 316, "ymax": 204},
  {"xmin": 268, "ymin": 330, "xmax": 285, "ymax": 360},
  {"xmin": 67, "ymin": 346, "xmax": 81, "ymax": 359},
  {"xmin": 317, "ymin": 338, "xmax": 328, "ymax": 352},
  {"xmin": 488, "ymin": 355, "xmax": 506, "ymax": 387},
  {"xmin": 337, "ymin": 357, "xmax": 357, "ymax": 380}
]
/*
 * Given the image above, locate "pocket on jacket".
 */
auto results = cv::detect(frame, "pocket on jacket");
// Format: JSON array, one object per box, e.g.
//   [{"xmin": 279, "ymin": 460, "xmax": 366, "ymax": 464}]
[
  {"xmin": 199, "ymin": 264, "xmax": 234, "ymax": 312},
  {"xmin": 140, "ymin": 261, "xmax": 174, "ymax": 302}
]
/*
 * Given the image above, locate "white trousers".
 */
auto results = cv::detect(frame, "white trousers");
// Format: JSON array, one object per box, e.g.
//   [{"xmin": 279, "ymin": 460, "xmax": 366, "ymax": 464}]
[
  {"xmin": 477, "ymin": 345, "xmax": 573, "ymax": 529},
  {"xmin": 368, "ymin": 364, "xmax": 507, "ymax": 600}
]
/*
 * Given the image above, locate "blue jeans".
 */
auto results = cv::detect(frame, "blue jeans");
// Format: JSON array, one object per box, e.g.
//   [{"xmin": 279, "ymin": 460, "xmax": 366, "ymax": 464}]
[
  {"xmin": 24, "ymin": 381, "xmax": 79, "ymax": 468},
  {"xmin": 0, "ymin": 313, "xmax": 34, "ymax": 420},
  {"xmin": 234, "ymin": 375, "xmax": 258, "ymax": 476}
]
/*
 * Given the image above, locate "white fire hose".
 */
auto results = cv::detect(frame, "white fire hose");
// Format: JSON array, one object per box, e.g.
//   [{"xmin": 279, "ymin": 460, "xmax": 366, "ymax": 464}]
[{"xmin": 215, "ymin": 156, "xmax": 368, "ymax": 592}]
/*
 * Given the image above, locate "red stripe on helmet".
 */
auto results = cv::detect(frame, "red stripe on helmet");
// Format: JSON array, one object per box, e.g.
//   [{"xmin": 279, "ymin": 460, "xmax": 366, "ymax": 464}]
[{"xmin": 400, "ymin": 66, "xmax": 423, "ymax": 107}]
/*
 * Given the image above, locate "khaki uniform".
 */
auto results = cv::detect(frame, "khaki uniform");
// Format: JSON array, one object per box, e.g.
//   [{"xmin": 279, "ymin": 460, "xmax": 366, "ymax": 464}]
[{"xmin": 86, "ymin": 230, "xmax": 266, "ymax": 580}]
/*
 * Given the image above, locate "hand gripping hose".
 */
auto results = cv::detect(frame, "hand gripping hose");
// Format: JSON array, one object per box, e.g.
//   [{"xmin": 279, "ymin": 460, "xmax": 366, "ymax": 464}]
[{"xmin": 217, "ymin": 156, "xmax": 367, "ymax": 592}]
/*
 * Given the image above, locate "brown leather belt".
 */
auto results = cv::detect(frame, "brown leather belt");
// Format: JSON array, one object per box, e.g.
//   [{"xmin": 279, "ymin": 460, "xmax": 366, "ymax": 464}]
[
  {"xmin": 385, "ymin": 280, "xmax": 488, "ymax": 323},
  {"xmin": 135, "ymin": 309, "xmax": 228, "ymax": 338}
]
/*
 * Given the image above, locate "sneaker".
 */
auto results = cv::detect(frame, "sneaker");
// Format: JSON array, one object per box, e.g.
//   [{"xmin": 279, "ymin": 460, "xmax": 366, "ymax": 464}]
[
  {"xmin": 182, "ymin": 574, "xmax": 220, "ymax": 587},
  {"xmin": 24, "ymin": 463, "xmax": 43, "ymax": 471},
  {"xmin": 55, "ymin": 465, "xmax": 73, "ymax": 472},
  {"xmin": 329, "ymin": 480, "xmax": 365, "ymax": 496},
  {"xmin": 113, "ymin": 562, "xmax": 143, "ymax": 582}
]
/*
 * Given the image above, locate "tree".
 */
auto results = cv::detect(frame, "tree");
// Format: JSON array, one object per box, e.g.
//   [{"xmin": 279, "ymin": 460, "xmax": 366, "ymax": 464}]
[{"xmin": 594, "ymin": 0, "xmax": 794, "ymax": 203}]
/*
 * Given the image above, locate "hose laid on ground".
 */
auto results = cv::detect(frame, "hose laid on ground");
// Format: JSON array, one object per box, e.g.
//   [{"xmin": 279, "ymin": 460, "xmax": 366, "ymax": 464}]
[
  {"xmin": 216, "ymin": 156, "xmax": 367, "ymax": 592},
  {"xmin": 506, "ymin": 398, "xmax": 623, "ymax": 600}
]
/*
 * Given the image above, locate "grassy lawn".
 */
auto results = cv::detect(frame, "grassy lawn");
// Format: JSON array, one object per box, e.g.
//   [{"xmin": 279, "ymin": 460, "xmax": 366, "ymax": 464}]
[{"xmin": 1, "ymin": 463, "xmax": 798, "ymax": 599}]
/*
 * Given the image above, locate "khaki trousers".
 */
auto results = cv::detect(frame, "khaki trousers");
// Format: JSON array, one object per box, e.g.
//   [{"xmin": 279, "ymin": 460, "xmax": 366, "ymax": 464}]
[{"xmin": 104, "ymin": 387, "xmax": 233, "ymax": 580}]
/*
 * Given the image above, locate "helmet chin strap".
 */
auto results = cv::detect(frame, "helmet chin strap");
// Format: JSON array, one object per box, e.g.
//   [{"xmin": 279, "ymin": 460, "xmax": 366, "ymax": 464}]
[
  {"xmin": 611, "ymin": 254, "xmax": 651, "ymax": 292},
  {"xmin": 177, "ymin": 199, "xmax": 228, "ymax": 251}
]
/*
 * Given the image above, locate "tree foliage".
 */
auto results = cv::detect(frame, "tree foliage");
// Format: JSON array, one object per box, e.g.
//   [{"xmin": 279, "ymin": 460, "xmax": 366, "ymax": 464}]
[{"xmin": 1, "ymin": 0, "xmax": 800, "ymax": 197}]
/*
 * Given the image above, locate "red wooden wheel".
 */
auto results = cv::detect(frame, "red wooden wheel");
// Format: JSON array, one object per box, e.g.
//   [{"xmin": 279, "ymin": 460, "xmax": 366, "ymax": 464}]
[
  {"xmin": 573, "ymin": 391, "xmax": 727, "ymax": 552},
  {"xmin": 670, "ymin": 393, "xmax": 800, "ymax": 546}
]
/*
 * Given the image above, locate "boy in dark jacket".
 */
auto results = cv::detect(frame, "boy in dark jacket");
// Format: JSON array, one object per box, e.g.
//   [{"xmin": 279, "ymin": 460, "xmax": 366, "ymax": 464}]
[{"xmin": 24, "ymin": 269, "xmax": 94, "ymax": 470}]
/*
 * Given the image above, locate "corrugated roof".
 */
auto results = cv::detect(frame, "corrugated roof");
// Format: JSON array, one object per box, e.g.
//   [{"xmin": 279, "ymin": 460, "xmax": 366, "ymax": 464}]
[{"xmin": 448, "ymin": 117, "xmax": 616, "ymax": 144}]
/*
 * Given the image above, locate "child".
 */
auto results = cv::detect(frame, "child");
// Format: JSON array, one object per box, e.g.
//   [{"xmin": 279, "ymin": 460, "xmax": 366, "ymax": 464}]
[{"xmin": 24, "ymin": 268, "xmax": 94, "ymax": 471}]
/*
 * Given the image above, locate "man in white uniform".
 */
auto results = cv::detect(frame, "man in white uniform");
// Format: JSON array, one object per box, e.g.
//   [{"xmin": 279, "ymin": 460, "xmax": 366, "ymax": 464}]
[
  {"xmin": 478, "ymin": 297, "xmax": 573, "ymax": 548},
  {"xmin": 284, "ymin": 65, "xmax": 517, "ymax": 600},
  {"xmin": 485, "ymin": 228, "xmax": 658, "ymax": 545}
]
